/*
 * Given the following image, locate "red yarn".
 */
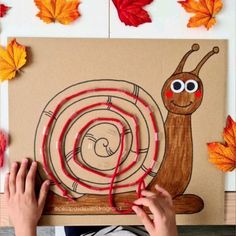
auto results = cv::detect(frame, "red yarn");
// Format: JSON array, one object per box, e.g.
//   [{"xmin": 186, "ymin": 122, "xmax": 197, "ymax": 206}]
[
  {"xmin": 0, "ymin": 131, "xmax": 7, "ymax": 168},
  {"xmin": 41, "ymin": 88, "xmax": 159, "ymax": 213}
]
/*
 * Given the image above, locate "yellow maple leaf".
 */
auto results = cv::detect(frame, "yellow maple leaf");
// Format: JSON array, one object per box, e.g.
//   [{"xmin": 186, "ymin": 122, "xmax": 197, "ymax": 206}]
[
  {"xmin": 178, "ymin": 0, "xmax": 223, "ymax": 30},
  {"xmin": 207, "ymin": 116, "xmax": 236, "ymax": 172},
  {"xmin": 34, "ymin": 0, "xmax": 80, "ymax": 25},
  {"xmin": 0, "ymin": 39, "xmax": 27, "ymax": 82}
]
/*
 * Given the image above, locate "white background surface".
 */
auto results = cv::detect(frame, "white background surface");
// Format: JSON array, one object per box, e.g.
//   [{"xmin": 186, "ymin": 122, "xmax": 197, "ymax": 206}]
[
  {"xmin": 55, "ymin": 226, "xmax": 66, "ymax": 236},
  {"xmin": 0, "ymin": 0, "xmax": 235, "ymax": 195}
]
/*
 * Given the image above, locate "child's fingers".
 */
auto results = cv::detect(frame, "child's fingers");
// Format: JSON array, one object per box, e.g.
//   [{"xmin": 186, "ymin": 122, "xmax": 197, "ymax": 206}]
[
  {"xmin": 25, "ymin": 161, "xmax": 37, "ymax": 195},
  {"xmin": 152, "ymin": 196, "xmax": 173, "ymax": 216},
  {"xmin": 38, "ymin": 180, "xmax": 50, "ymax": 212},
  {"xmin": 142, "ymin": 188, "xmax": 173, "ymax": 210},
  {"xmin": 9, "ymin": 162, "xmax": 18, "ymax": 194},
  {"xmin": 4, "ymin": 173, "xmax": 10, "ymax": 200},
  {"xmin": 16, "ymin": 159, "xmax": 29, "ymax": 193},
  {"xmin": 134, "ymin": 197, "xmax": 164, "ymax": 217},
  {"xmin": 132, "ymin": 206, "xmax": 155, "ymax": 234},
  {"xmin": 155, "ymin": 184, "xmax": 173, "ymax": 205},
  {"xmin": 141, "ymin": 190, "xmax": 156, "ymax": 198}
]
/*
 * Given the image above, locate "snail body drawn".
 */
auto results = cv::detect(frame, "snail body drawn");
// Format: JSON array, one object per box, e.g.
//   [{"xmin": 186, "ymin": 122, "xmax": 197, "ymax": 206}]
[
  {"xmin": 35, "ymin": 44, "xmax": 219, "ymax": 214},
  {"xmin": 150, "ymin": 44, "xmax": 219, "ymax": 213}
]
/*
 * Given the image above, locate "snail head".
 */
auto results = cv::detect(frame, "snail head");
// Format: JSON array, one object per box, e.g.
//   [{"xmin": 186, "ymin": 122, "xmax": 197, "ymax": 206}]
[{"xmin": 162, "ymin": 44, "xmax": 219, "ymax": 115}]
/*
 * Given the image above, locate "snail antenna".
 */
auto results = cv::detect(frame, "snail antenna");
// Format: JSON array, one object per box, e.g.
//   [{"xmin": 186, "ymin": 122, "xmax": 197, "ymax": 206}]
[
  {"xmin": 191, "ymin": 46, "xmax": 219, "ymax": 75},
  {"xmin": 173, "ymin": 44, "xmax": 200, "ymax": 75}
]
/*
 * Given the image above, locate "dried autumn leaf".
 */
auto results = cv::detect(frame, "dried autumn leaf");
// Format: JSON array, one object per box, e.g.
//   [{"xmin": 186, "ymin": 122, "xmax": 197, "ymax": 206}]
[
  {"xmin": 34, "ymin": 0, "xmax": 80, "ymax": 25},
  {"xmin": 0, "ymin": 39, "xmax": 27, "ymax": 82},
  {"xmin": 207, "ymin": 116, "xmax": 236, "ymax": 172},
  {"xmin": 0, "ymin": 3, "xmax": 10, "ymax": 18},
  {"xmin": 0, "ymin": 130, "xmax": 7, "ymax": 168},
  {"xmin": 112, "ymin": 0, "xmax": 153, "ymax": 27},
  {"xmin": 178, "ymin": 0, "xmax": 223, "ymax": 30}
]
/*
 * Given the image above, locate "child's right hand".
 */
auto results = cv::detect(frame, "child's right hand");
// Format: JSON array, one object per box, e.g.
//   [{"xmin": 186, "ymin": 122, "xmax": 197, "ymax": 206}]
[{"xmin": 132, "ymin": 184, "xmax": 178, "ymax": 236}]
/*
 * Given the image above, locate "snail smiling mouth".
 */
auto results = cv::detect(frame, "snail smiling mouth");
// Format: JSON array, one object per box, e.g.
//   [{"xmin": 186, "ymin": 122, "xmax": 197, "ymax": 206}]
[{"xmin": 171, "ymin": 101, "xmax": 193, "ymax": 108}]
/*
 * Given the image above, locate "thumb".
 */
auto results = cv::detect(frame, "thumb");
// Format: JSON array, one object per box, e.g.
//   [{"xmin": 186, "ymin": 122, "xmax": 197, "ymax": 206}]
[{"xmin": 38, "ymin": 180, "xmax": 50, "ymax": 213}]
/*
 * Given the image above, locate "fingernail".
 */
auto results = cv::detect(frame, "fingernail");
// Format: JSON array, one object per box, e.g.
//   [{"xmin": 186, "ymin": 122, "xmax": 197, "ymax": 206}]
[
  {"xmin": 32, "ymin": 161, "xmax": 37, "ymax": 167},
  {"xmin": 155, "ymin": 184, "xmax": 160, "ymax": 190},
  {"xmin": 23, "ymin": 158, "xmax": 28, "ymax": 163},
  {"xmin": 45, "ymin": 180, "xmax": 50, "ymax": 186},
  {"xmin": 12, "ymin": 162, "xmax": 17, "ymax": 167}
]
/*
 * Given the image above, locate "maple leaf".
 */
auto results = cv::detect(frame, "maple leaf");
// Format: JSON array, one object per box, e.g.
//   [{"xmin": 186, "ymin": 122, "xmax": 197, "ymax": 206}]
[
  {"xmin": 178, "ymin": 0, "xmax": 223, "ymax": 30},
  {"xmin": 0, "ymin": 3, "xmax": 10, "ymax": 18},
  {"xmin": 207, "ymin": 116, "xmax": 236, "ymax": 172},
  {"xmin": 0, "ymin": 131, "xmax": 7, "ymax": 168},
  {"xmin": 0, "ymin": 39, "xmax": 27, "ymax": 82},
  {"xmin": 112, "ymin": 0, "xmax": 153, "ymax": 27},
  {"xmin": 34, "ymin": 0, "xmax": 80, "ymax": 25}
]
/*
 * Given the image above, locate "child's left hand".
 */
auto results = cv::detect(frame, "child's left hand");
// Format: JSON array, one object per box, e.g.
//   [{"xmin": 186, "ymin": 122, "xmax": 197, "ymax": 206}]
[{"xmin": 4, "ymin": 159, "xmax": 50, "ymax": 236}]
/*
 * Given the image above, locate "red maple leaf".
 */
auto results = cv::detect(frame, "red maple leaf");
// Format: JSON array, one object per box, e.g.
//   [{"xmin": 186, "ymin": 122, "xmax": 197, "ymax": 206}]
[
  {"xmin": 0, "ymin": 3, "xmax": 10, "ymax": 18},
  {"xmin": 112, "ymin": 0, "xmax": 153, "ymax": 27},
  {"xmin": 0, "ymin": 130, "xmax": 7, "ymax": 168}
]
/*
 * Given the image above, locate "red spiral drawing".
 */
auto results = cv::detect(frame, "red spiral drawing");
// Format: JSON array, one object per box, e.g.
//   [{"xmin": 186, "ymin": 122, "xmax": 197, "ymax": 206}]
[{"xmin": 35, "ymin": 80, "xmax": 164, "ymax": 213}]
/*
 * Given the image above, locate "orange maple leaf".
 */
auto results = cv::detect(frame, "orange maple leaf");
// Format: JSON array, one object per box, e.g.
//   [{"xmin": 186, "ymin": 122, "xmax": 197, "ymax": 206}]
[
  {"xmin": 207, "ymin": 116, "xmax": 236, "ymax": 172},
  {"xmin": 178, "ymin": 0, "xmax": 223, "ymax": 30},
  {"xmin": 0, "ymin": 39, "xmax": 27, "ymax": 82},
  {"xmin": 34, "ymin": 0, "xmax": 80, "ymax": 25}
]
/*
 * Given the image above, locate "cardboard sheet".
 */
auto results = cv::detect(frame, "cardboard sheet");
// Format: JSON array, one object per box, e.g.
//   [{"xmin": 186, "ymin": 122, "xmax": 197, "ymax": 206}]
[{"xmin": 9, "ymin": 38, "xmax": 227, "ymax": 225}]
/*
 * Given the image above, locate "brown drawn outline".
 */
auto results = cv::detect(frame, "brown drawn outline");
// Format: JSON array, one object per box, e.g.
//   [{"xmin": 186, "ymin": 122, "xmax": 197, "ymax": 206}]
[{"xmin": 40, "ymin": 44, "xmax": 219, "ymax": 215}]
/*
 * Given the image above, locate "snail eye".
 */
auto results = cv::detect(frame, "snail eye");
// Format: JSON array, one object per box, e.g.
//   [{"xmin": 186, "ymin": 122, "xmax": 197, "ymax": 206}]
[
  {"xmin": 171, "ymin": 80, "xmax": 185, "ymax": 93},
  {"xmin": 185, "ymin": 80, "xmax": 198, "ymax": 93}
]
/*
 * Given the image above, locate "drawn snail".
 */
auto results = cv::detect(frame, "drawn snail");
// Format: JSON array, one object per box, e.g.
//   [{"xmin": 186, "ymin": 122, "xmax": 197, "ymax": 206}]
[{"xmin": 35, "ymin": 44, "xmax": 219, "ymax": 214}]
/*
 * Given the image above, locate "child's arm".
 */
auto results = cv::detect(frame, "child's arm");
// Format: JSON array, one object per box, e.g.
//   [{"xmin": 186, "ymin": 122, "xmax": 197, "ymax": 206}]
[
  {"xmin": 132, "ymin": 184, "xmax": 178, "ymax": 236},
  {"xmin": 4, "ymin": 159, "xmax": 50, "ymax": 236}
]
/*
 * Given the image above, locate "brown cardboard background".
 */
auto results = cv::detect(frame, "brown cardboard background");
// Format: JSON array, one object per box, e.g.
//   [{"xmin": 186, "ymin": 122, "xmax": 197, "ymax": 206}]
[{"xmin": 8, "ymin": 38, "xmax": 226, "ymax": 225}]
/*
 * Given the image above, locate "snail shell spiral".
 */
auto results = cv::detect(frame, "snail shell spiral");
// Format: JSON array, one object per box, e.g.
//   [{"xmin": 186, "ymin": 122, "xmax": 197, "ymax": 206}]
[{"xmin": 34, "ymin": 80, "xmax": 165, "ymax": 198}]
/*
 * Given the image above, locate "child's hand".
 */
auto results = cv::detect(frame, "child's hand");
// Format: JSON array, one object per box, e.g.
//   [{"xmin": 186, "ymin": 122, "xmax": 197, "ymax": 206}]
[
  {"xmin": 132, "ymin": 184, "xmax": 178, "ymax": 236},
  {"xmin": 4, "ymin": 159, "xmax": 50, "ymax": 236}
]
